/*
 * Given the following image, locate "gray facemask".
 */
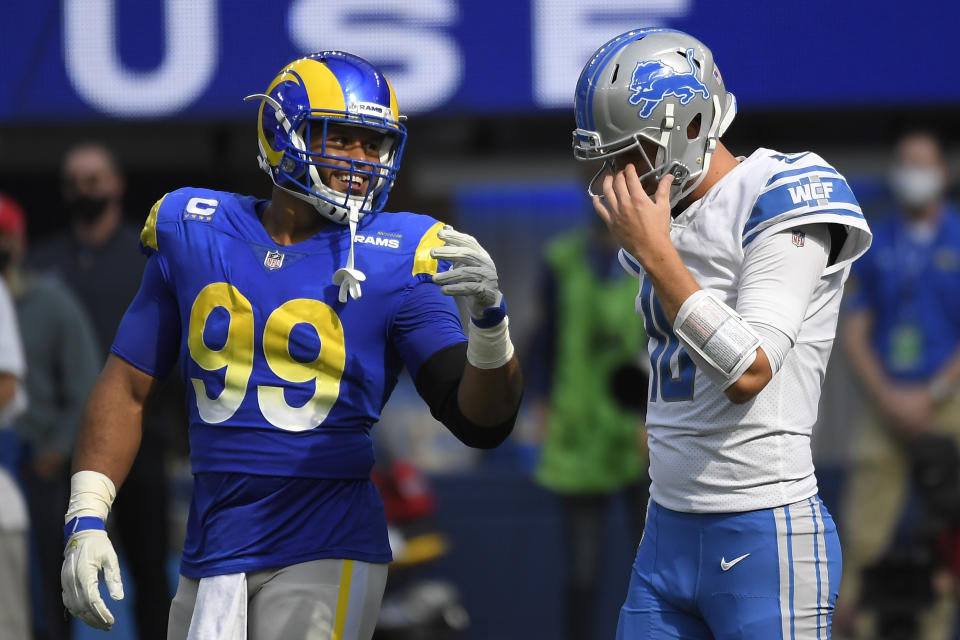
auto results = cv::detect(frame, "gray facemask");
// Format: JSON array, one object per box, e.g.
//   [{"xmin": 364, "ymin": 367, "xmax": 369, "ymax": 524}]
[{"xmin": 889, "ymin": 165, "xmax": 944, "ymax": 209}]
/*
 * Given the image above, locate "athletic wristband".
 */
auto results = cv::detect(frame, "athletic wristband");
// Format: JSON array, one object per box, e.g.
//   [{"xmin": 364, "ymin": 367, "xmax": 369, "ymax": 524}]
[
  {"xmin": 471, "ymin": 297, "xmax": 508, "ymax": 328},
  {"xmin": 65, "ymin": 469, "xmax": 116, "ymax": 523},
  {"xmin": 466, "ymin": 315, "xmax": 515, "ymax": 369},
  {"xmin": 64, "ymin": 516, "xmax": 105, "ymax": 545}
]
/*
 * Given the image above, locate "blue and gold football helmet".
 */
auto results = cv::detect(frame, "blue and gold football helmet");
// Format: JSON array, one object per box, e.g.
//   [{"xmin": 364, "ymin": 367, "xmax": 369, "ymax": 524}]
[{"xmin": 246, "ymin": 51, "xmax": 407, "ymax": 225}]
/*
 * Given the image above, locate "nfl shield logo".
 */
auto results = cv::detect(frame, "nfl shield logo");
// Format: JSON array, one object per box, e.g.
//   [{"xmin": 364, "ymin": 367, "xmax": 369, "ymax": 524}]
[
  {"xmin": 264, "ymin": 250, "xmax": 285, "ymax": 270},
  {"xmin": 792, "ymin": 231, "xmax": 806, "ymax": 247}
]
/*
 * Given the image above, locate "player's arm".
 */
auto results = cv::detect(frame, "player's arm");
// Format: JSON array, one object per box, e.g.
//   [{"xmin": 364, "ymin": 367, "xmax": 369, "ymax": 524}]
[
  {"xmin": 62, "ymin": 254, "xmax": 180, "ymax": 631},
  {"xmin": 594, "ymin": 165, "xmax": 826, "ymax": 404},
  {"xmin": 428, "ymin": 227, "xmax": 522, "ymax": 426},
  {"xmin": 414, "ymin": 341, "xmax": 520, "ymax": 447},
  {"xmin": 71, "ymin": 355, "xmax": 159, "ymax": 484},
  {"xmin": 388, "ymin": 226, "xmax": 522, "ymax": 447},
  {"xmin": 725, "ymin": 225, "xmax": 831, "ymax": 402},
  {"xmin": 391, "ymin": 282, "xmax": 520, "ymax": 447}
]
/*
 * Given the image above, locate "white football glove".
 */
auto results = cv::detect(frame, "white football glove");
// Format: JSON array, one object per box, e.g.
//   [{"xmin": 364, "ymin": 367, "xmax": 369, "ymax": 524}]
[
  {"xmin": 62, "ymin": 470, "xmax": 124, "ymax": 630},
  {"xmin": 430, "ymin": 226, "xmax": 505, "ymax": 325},
  {"xmin": 430, "ymin": 226, "xmax": 514, "ymax": 369}
]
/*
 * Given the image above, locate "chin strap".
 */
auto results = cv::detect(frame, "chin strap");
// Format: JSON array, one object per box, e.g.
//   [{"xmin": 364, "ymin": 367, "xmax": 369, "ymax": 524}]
[{"xmin": 332, "ymin": 203, "xmax": 366, "ymax": 303}]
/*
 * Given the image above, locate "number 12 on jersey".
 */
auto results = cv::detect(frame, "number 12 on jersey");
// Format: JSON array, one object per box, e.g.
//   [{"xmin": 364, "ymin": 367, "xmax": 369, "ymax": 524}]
[{"xmin": 638, "ymin": 277, "xmax": 696, "ymax": 402}]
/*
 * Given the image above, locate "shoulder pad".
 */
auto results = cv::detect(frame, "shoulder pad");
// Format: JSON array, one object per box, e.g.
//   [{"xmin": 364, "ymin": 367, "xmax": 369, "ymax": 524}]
[
  {"xmin": 363, "ymin": 211, "xmax": 449, "ymax": 277},
  {"xmin": 139, "ymin": 195, "xmax": 165, "ymax": 254},
  {"xmin": 743, "ymin": 155, "xmax": 863, "ymax": 249},
  {"xmin": 139, "ymin": 188, "xmax": 226, "ymax": 255},
  {"xmin": 411, "ymin": 220, "xmax": 446, "ymax": 277}
]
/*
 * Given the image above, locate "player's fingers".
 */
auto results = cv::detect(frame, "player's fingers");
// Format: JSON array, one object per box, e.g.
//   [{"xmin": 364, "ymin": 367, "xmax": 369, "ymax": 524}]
[
  {"xmin": 654, "ymin": 173, "xmax": 674, "ymax": 205},
  {"xmin": 87, "ymin": 596, "xmax": 115, "ymax": 630},
  {"xmin": 601, "ymin": 173, "xmax": 618, "ymax": 213},
  {"xmin": 624, "ymin": 163, "xmax": 648, "ymax": 202},
  {"xmin": 103, "ymin": 551, "xmax": 124, "ymax": 601},
  {"xmin": 61, "ymin": 553, "xmax": 83, "ymax": 613},
  {"xmin": 79, "ymin": 572, "xmax": 114, "ymax": 629},
  {"xmin": 432, "ymin": 266, "xmax": 488, "ymax": 285},
  {"xmin": 440, "ymin": 282, "xmax": 484, "ymax": 297},
  {"xmin": 437, "ymin": 228, "xmax": 482, "ymax": 252},
  {"xmin": 429, "ymin": 246, "xmax": 486, "ymax": 266},
  {"xmin": 592, "ymin": 194, "xmax": 612, "ymax": 226},
  {"xmin": 612, "ymin": 169, "xmax": 632, "ymax": 213}
]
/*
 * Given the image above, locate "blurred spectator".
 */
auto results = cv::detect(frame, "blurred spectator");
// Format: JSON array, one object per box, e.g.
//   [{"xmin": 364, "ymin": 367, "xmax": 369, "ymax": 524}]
[
  {"xmin": 530, "ymin": 219, "xmax": 649, "ymax": 640},
  {"xmin": 0, "ymin": 263, "xmax": 30, "ymax": 638},
  {"xmin": 30, "ymin": 142, "xmax": 173, "ymax": 640},
  {"xmin": 838, "ymin": 130, "xmax": 960, "ymax": 640},
  {"xmin": 0, "ymin": 192, "xmax": 101, "ymax": 640}
]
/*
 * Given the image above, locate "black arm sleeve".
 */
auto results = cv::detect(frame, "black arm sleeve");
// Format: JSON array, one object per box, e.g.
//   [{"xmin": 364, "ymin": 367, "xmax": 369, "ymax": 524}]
[{"xmin": 413, "ymin": 342, "xmax": 517, "ymax": 449}]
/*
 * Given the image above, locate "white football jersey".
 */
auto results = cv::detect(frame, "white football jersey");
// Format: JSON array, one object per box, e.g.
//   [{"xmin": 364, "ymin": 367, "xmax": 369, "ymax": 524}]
[{"xmin": 620, "ymin": 148, "xmax": 872, "ymax": 513}]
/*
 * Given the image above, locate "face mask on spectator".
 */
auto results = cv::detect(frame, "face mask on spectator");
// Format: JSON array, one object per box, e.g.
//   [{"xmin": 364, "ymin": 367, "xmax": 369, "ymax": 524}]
[
  {"xmin": 889, "ymin": 165, "xmax": 944, "ymax": 209},
  {"xmin": 66, "ymin": 195, "xmax": 111, "ymax": 224}
]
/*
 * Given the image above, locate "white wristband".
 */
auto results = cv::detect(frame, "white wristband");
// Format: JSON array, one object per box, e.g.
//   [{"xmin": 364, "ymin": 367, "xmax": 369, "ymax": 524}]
[
  {"xmin": 466, "ymin": 316, "xmax": 515, "ymax": 370},
  {"xmin": 65, "ymin": 470, "xmax": 117, "ymax": 524}
]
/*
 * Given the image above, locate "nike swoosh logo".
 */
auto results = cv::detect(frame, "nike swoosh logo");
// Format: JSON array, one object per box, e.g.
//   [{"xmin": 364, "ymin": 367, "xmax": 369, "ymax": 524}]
[{"xmin": 720, "ymin": 553, "xmax": 750, "ymax": 571}]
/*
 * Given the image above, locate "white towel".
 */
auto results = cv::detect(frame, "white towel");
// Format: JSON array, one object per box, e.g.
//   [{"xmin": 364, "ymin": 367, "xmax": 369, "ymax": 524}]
[{"xmin": 187, "ymin": 573, "xmax": 247, "ymax": 640}]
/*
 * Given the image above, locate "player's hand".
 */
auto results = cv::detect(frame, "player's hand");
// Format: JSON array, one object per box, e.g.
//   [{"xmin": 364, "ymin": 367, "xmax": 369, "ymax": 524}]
[
  {"xmin": 62, "ymin": 527, "xmax": 124, "ymax": 630},
  {"xmin": 593, "ymin": 165, "xmax": 674, "ymax": 266},
  {"xmin": 430, "ymin": 226, "xmax": 506, "ymax": 326}
]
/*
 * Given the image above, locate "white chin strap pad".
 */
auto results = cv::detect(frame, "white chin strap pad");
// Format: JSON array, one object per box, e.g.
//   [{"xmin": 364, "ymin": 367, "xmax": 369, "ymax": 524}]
[{"xmin": 673, "ymin": 290, "xmax": 761, "ymax": 389}]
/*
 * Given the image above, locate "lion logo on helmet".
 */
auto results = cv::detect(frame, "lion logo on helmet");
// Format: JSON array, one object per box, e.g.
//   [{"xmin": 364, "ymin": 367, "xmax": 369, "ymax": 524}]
[{"xmin": 628, "ymin": 48, "xmax": 710, "ymax": 119}]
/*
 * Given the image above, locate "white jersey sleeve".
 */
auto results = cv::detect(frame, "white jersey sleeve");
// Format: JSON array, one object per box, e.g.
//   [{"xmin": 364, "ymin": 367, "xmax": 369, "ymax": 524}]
[{"xmin": 738, "ymin": 224, "xmax": 831, "ymax": 345}]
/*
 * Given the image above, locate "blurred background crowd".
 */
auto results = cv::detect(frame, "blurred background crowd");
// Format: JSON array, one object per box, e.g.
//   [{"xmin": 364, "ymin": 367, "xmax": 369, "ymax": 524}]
[{"xmin": 1, "ymin": 1, "xmax": 959, "ymax": 639}]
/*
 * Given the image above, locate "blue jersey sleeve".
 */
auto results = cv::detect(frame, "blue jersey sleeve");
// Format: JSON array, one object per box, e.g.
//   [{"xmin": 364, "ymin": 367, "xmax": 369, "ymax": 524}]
[
  {"xmin": 390, "ymin": 280, "xmax": 466, "ymax": 381},
  {"xmin": 111, "ymin": 254, "xmax": 181, "ymax": 379}
]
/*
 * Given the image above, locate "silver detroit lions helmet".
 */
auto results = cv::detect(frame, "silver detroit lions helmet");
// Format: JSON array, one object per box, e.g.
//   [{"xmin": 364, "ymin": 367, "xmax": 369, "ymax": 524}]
[{"xmin": 573, "ymin": 29, "xmax": 736, "ymax": 206}]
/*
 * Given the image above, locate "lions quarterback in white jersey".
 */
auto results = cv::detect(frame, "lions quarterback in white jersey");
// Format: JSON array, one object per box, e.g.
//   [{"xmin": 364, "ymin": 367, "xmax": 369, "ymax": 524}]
[{"xmin": 573, "ymin": 29, "xmax": 871, "ymax": 639}]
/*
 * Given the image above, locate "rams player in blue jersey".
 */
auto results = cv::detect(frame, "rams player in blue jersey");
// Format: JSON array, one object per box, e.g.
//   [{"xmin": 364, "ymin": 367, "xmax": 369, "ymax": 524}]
[{"xmin": 60, "ymin": 52, "xmax": 522, "ymax": 639}]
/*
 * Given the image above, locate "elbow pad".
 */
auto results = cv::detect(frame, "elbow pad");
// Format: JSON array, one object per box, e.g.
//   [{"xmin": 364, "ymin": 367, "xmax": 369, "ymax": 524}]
[
  {"xmin": 415, "ymin": 343, "xmax": 516, "ymax": 449},
  {"xmin": 673, "ymin": 290, "xmax": 761, "ymax": 389}
]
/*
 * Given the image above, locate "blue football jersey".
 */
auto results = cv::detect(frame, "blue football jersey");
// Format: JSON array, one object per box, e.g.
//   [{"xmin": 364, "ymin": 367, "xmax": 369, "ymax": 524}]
[
  {"xmin": 112, "ymin": 187, "xmax": 467, "ymax": 577},
  {"xmin": 846, "ymin": 205, "xmax": 960, "ymax": 382}
]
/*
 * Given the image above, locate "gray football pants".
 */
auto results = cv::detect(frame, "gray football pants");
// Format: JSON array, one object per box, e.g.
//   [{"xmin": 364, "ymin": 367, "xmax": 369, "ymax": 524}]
[{"xmin": 168, "ymin": 558, "xmax": 388, "ymax": 640}]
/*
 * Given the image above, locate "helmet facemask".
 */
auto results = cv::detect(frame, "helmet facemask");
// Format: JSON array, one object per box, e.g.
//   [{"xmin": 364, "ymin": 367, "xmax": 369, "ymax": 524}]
[
  {"xmin": 249, "ymin": 92, "xmax": 406, "ymax": 225},
  {"xmin": 247, "ymin": 52, "xmax": 409, "ymax": 303}
]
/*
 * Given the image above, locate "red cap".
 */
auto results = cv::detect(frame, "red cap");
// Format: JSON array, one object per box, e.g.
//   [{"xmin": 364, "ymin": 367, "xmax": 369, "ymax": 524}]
[{"xmin": 0, "ymin": 194, "xmax": 26, "ymax": 244}]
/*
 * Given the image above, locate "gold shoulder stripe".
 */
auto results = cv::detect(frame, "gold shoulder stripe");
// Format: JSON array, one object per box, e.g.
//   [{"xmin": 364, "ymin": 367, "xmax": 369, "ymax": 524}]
[
  {"xmin": 140, "ymin": 194, "xmax": 167, "ymax": 252},
  {"xmin": 412, "ymin": 221, "xmax": 446, "ymax": 276}
]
